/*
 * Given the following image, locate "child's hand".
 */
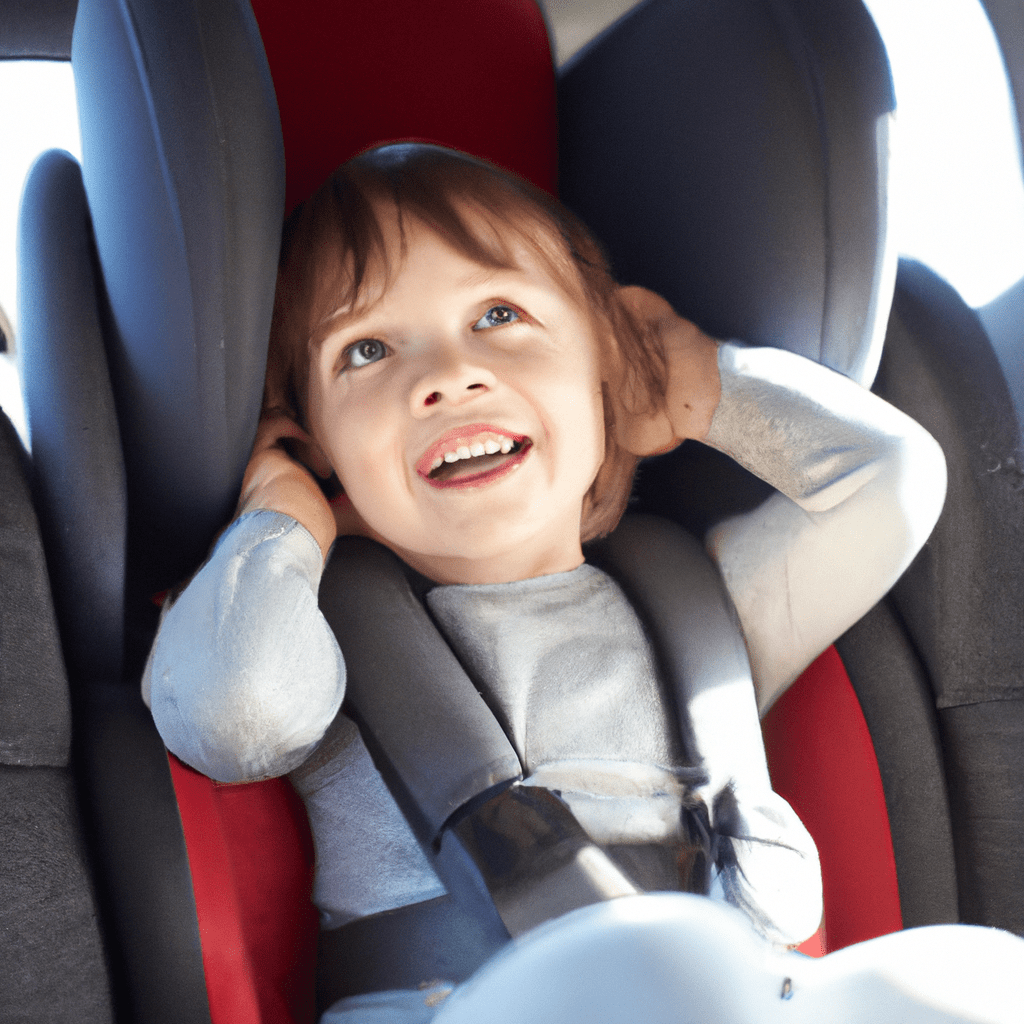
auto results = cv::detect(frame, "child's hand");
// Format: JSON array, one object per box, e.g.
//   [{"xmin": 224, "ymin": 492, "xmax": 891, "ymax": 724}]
[
  {"xmin": 611, "ymin": 286, "xmax": 722, "ymax": 457},
  {"xmin": 237, "ymin": 412, "xmax": 340, "ymax": 559}
]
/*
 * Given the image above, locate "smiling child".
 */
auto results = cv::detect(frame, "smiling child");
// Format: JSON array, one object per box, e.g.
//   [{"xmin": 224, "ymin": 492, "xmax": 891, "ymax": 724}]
[{"xmin": 144, "ymin": 143, "xmax": 947, "ymax": 1021}]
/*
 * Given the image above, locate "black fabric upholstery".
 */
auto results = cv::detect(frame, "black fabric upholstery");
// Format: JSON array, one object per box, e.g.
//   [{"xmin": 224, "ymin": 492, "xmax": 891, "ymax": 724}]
[
  {"xmin": 0, "ymin": 395, "xmax": 110, "ymax": 1021},
  {"xmin": 880, "ymin": 262, "xmax": 1024, "ymax": 712},
  {"xmin": 873, "ymin": 259, "xmax": 1024, "ymax": 934},
  {"xmin": 71, "ymin": 0, "xmax": 284, "ymax": 600},
  {"xmin": 73, "ymin": 681, "xmax": 214, "ymax": 1024},
  {"xmin": 0, "ymin": 410, "xmax": 70, "ymax": 767},
  {"xmin": 0, "ymin": 765, "xmax": 113, "ymax": 1023},
  {"xmin": 941, "ymin": 700, "xmax": 1024, "ymax": 929}
]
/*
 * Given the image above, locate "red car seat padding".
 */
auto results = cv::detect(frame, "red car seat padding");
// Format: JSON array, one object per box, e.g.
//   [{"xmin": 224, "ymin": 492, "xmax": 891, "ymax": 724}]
[
  {"xmin": 763, "ymin": 646, "xmax": 903, "ymax": 952},
  {"xmin": 249, "ymin": 0, "xmax": 558, "ymax": 209},
  {"xmin": 169, "ymin": 755, "xmax": 318, "ymax": 1024}
]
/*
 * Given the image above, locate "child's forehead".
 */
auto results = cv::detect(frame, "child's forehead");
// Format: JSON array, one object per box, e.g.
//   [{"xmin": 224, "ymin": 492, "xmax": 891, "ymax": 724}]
[{"xmin": 333, "ymin": 198, "xmax": 589, "ymax": 318}]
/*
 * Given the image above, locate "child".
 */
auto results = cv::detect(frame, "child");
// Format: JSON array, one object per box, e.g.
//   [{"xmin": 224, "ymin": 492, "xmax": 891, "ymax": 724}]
[{"xmin": 143, "ymin": 143, "xmax": 947, "ymax": 1020}]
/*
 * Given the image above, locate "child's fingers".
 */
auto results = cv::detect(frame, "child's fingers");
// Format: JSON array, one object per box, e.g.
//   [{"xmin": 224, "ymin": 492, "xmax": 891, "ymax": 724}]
[
  {"xmin": 614, "ymin": 409, "xmax": 678, "ymax": 457},
  {"xmin": 253, "ymin": 410, "xmax": 311, "ymax": 453},
  {"xmin": 237, "ymin": 447, "xmax": 337, "ymax": 558},
  {"xmin": 612, "ymin": 286, "xmax": 721, "ymax": 448},
  {"xmin": 252, "ymin": 412, "xmax": 333, "ymax": 480}
]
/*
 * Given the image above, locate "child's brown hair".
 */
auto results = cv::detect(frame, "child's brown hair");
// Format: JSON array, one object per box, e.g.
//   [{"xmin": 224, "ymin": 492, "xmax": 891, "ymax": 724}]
[{"xmin": 266, "ymin": 142, "xmax": 669, "ymax": 541}]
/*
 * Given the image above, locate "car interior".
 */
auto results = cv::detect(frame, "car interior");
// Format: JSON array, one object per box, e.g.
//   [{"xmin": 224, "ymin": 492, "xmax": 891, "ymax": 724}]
[{"xmin": 1, "ymin": 0, "xmax": 1022, "ymax": 1022}]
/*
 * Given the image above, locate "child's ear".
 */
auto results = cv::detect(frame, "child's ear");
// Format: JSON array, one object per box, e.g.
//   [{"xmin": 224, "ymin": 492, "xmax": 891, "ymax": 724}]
[
  {"xmin": 303, "ymin": 437, "xmax": 335, "ymax": 481},
  {"xmin": 303, "ymin": 441, "xmax": 336, "ymax": 483},
  {"xmin": 615, "ymin": 284, "xmax": 679, "ymax": 331},
  {"xmin": 279, "ymin": 426, "xmax": 335, "ymax": 482}
]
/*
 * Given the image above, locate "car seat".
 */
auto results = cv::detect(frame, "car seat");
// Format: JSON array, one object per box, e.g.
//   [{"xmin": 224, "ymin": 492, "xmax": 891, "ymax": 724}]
[
  {"xmin": 17, "ymin": 1, "xmax": 313, "ymax": 1021},
  {"xmin": 871, "ymin": 257, "xmax": 1024, "ymax": 932},
  {"xmin": 13, "ymin": 0, "xmax": 1016, "ymax": 1020},
  {"xmin": 0, "ymin": 399, "xmax": 113, "ymax": 1023}
]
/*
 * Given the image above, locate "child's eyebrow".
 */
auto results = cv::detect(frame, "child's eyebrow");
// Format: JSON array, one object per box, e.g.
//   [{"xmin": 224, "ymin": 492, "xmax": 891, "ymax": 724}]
[
  {"xmin": 458, "ymin": 265, "xmax": 509, "ymax": 289},
  {"xmin": 318, "ymin": 301, "xmax": 373, "ymax": 341}
]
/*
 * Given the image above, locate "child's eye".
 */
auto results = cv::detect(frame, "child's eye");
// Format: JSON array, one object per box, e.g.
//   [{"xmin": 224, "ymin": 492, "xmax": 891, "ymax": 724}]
[
  {"xmin": 344, "ymin": 338, "xmax": 388, "ymax": 369},
  {"xmin": 473, "ymin": 305, "xmax": 521, "ymax": 330}
]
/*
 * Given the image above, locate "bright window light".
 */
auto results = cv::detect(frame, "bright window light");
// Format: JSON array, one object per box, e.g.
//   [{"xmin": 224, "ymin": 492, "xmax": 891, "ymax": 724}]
[
  {"xmin": 863, "ymin": 0, "xmax": 1024, "ymax": 307},
  {"xmin": 0, "ymin": 59, "xmax": 80, "ymax": 444}
]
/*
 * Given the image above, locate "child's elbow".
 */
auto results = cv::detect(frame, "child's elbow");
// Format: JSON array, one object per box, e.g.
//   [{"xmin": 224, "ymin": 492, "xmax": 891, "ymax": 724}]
[{"xmin": 146, "ymin": 620, "xmax": 346, "ymax": 782}]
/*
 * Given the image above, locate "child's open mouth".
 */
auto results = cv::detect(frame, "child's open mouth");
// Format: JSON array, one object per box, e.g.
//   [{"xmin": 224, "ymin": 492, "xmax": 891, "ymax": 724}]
[{"xmin": 417, "ymin": 428, "xmax": 531, "ymax": 489}]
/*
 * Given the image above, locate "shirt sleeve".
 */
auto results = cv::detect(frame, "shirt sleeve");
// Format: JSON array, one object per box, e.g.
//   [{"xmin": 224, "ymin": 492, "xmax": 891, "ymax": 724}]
[
  {"xmin": 705, "ymin": 342, "xmax": 947, "ymax": 713},
  {"xmin": 142, "ymin": 509, "xmax": 346, "ymax": 782}
]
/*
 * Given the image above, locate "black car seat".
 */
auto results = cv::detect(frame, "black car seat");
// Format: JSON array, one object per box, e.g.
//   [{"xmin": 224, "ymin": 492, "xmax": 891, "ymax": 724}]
[
  {"xmin": 871, "ymin": 258, "xmax": 1024, "ymax": 933},
  {"xmin": 13, "ymin": 0, "xmax": 1013, "ymax": 1020},
  {"xmin": 938, "ymin": 0, "xmax": 1024, "ymax": 933},
  {"xmin": 0, "ymin": 399, "xmax": 113, "ymax": 1022},
  {"xmin": 16, "ymin": 0, "xmax": 315, "ymax": 1021}
]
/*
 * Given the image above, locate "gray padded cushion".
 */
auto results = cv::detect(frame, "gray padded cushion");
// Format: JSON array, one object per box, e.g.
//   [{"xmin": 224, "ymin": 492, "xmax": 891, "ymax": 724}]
[
  {"xmin": 71, "ymin": 0, "xmax": 284, "ymax": 594},
  {"xmin": 833, "ymin": 602, "xmax": 958, "ymax": 929},
  {"xmin": 18, "ymin": 148, "xmax": 127, "ymax": 684},
  {"xmin": 19, "ymin": 150, "xmax": 213, "ymax": 1024},
  {"xmin": 0, "ymin": 411, "xmax": 70, "ymax": 767},
  {"xmin": 875, "ymin": 259, "xmax": 1024, "ymax": 934},
  {"xmin": 558, "ymin": 0, "xmax": 895, "ymax": 389},
  {"xmin": 880, "ymin": 261, "xmax": 1024, "ymax": 710}
]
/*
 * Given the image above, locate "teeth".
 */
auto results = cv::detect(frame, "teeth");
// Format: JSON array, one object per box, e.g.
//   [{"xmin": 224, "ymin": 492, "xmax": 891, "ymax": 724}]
[{"xmin": 430, "ymin": 434, "xmax": 519, "ymax": 471}]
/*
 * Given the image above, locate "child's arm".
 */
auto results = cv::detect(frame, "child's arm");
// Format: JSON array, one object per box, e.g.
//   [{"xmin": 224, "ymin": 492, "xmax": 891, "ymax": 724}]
[
  {"xmin": 614, "ymin": 288, "xmax": 947, "ymax": 714},
  {"xmin": 705, "ymin": 344, "xmax": 946, "ymax": 712},
  {"xmin": 143, "ymin": 415, "xmax": 346, "ymax": 782}
]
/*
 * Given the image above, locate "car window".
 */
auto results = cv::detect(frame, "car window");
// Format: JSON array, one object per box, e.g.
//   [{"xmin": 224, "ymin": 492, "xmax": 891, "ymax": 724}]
[
  {"xmin": 862, "ymin": 0, "xmax": 1024, "ymax": 306},
  {"xmin": 0, "ymin": 59, "xmax": 80, "ymax": 445}
]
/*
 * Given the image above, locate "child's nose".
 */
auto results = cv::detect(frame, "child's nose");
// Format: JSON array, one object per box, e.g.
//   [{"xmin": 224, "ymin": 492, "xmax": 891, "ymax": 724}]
[{"xmin": 410, "ymin": 350, "xmax": 494, "ymax": 413}]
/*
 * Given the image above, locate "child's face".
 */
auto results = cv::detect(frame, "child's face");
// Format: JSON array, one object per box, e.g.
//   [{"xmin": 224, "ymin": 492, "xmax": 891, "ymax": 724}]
[{"xmin": 305, "ymin": 204, "xmax": 609, "ymax": 585}]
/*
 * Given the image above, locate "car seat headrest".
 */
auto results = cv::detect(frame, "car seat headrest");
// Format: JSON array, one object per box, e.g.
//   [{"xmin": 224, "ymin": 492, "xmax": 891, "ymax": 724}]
[
  {"xmin": 71, "ymin": 0, "xmax": 285, "ymax": 592},
  {"xmin": 558, "ymin": 0, "xmax": 897, "ymax": 388}
]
